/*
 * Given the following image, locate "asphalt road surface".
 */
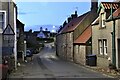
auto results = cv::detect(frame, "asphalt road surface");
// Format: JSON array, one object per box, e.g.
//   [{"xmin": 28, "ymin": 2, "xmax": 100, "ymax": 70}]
[{"xmin": 9, "ymin": 43, "xmax": 117, "ymax": 80}]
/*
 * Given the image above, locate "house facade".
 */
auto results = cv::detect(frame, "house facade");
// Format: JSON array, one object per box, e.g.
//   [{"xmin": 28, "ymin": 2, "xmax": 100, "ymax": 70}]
[
  {"xmin": 17, "ymin": 19, "xmax": 25, "ymax": 61},
  {"xmin": 0, "ymin": 1, "xmax": 17, "ymax": 69},
  {"xmin": 56, "ymin": 11, "xmax": 78, "ymax": 61},
  {"xmin": 92, "ymin": 2, "xmax": 120, "ymax": 69},
  {"xmin": 73, "ymin": 0, "xmax": 98, "ymax": 65},
  {"xmin": 17, "ymin": 19, "xmax": 24, "ymax": 52}
]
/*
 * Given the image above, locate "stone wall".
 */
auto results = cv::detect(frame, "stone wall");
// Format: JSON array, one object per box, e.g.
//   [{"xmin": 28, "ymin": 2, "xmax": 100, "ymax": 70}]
[
  {"xmin": 66, "ymin": 32, "xmax": 73, "ymax": 61},
  {"xmin": 74, "ymin": 45, "xmax": 86, "ymax": 65},
  {"xmin": 92, "ymin": 21, "xmax": 113, "ymax": 68}
]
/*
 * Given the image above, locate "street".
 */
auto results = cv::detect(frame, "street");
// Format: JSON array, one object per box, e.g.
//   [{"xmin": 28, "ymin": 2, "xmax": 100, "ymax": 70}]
[{"xmin": 9, "ymin": 43, "xmax": 116, "ymax": 80}]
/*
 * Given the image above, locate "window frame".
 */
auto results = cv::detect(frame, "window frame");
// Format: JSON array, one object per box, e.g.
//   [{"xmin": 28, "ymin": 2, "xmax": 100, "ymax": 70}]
[
  {"xmin": 98, "ymin": 39, "xmax": 108, "ymax": 56},
  {"xmin": 100, "ymin": 12, "xmax": 106, "ymax": 28},
  {"xmin": 0, "ymin": 10, "xmax": 6, "ymax": 32},
  {"xmin": 103, "ymin": 39, "xmax": 107, "ymax": 55},
  {"xmin": 98, "ymin": 39, "xmax": 103, "ymax": 55}
]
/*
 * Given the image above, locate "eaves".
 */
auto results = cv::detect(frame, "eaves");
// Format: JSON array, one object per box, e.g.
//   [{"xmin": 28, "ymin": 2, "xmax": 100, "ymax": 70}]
[{"xmin": 106, "ymin": 16, "xmax": 120, "ymax": 22}]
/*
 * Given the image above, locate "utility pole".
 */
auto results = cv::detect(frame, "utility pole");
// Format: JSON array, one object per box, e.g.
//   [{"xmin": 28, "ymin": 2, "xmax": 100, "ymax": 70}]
[{"xmin": 111, "ymin": 4, "xmax": 116, "ymax": 67}]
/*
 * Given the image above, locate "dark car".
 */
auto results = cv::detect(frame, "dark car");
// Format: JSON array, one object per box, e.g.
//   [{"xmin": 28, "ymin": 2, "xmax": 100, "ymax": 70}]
[{"xmin": 26, "ymin": 50, "xmax": 33, "ymax": 57}]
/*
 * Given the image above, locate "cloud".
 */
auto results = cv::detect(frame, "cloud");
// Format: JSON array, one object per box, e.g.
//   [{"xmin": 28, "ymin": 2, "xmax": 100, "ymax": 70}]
[
  {"xmin": 18, "ymin": 11, "xmax": 27, "ymax": 15},
  {"xmin": 51, "ymin": 30, "xmax": 55, "ymax": 32},
  {"xmin": 18, "ymin": 10, "xmax": 38, "ymax": 15}
]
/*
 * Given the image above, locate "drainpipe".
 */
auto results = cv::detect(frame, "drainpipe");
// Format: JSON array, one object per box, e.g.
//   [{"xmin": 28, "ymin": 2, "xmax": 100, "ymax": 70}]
[
  {"xmin": 8, "ymin": 0, "xmax": 17, "ymax": 70},
  {"xmin": 8, "ymin": 0, "xmax": 10, "ymax": 23},
  {"xmin": 111, "ymin": 4, "xmax": 116, "ymax": 67}
]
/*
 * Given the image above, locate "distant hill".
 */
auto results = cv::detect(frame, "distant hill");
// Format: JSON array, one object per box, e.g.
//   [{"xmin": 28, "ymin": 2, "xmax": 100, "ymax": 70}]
[{"xmin": 25, "ymin": 25, "xmax": 60, "ymax": 32}]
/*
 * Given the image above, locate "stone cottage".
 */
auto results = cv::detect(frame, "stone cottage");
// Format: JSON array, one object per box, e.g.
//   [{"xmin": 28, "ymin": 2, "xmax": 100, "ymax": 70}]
[
  {"xmin": 92, "ymin": 2, "xmax": 120, "ymax": 69},
  {"xmin": 56, "ymin": 0, "xmax": 98, "ymax": 65}
]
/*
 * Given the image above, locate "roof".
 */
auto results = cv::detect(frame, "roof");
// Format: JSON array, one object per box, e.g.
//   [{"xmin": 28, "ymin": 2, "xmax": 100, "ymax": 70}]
[
  {"xmin": 59, "ymin": 12, "xmax": 90, "ymax": 34},
  {"xmin": 74, "ymin": 25, "xmax": 91, "ymax": 44},
  {"xmin": 101, "ymin": 2, "xmax": 119, "ymax": 9},
  {"xmin": 113, "ymin": 7, "xmax": 120, "ymax": 17},
  {"xmin": 93, "ymin": 4, "xmax": 120, "ymax": 25},
  {"xmin": 92, "ymin": 17, "xmax": 99, "ymax": 25},
  {"xmin": 33, "ymin": 30, "xmax": 50, "ymax": 37},
  {"xmin": 97, "ymin": 2, "xmax": 119, "ymax": 13}
]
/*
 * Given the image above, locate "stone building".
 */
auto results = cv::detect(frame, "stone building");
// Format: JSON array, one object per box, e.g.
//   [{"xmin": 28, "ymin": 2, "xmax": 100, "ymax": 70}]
[
  {"xmin": 0, "ymin": 0, "xmax": 18, "ymax": 69},
  {"xmin": 56, "ymin": 11, "xmax": 78, "ymax": 61},
  {"xmin": 56, "ymin": 0, "xmax": 98, "ymax": 65},
  {"xmin": 17, "ymin": 19, "xmax": 25, "ymax": 60},
  {"xmin": 17, "ymin": 19, "xmax": 24, "ymax": 52},
  {"xmin": 92, "ymin": 2, "xmax": 120, "ymax": 69}
]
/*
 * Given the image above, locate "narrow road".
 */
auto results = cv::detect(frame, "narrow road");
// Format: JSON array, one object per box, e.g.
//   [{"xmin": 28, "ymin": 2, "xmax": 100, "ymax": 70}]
[{"xmin": 9, "ymin": 43, "xmax": 116, "ymax": 80}]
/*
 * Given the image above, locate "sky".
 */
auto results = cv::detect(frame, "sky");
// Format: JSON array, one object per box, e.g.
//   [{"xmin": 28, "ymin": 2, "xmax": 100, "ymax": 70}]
[{"xmin": 16, "ymin": 0, "xmax": 113, "ymax": 32}]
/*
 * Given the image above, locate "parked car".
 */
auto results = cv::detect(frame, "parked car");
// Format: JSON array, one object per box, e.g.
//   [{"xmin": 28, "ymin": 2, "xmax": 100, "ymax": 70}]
[{"xmin": 26, "ymin": 50, "xmax": 33, "ymax": 57}]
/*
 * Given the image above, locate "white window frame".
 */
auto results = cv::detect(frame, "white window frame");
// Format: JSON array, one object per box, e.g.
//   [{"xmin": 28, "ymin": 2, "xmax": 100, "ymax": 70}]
[
  {"xmin": 0, "ymin": 10, "xmax": 6, "ymax": 32},
  {"xmin": 101, "ymin": 13, "xmax": 105, "ymax": 28},
  {"xmin": 103, "ymin": 39, "xmax": 107, "ymax": 55},
  {"xmin": 98, "ymin": 39, "xmax": 107, "ymax": 56},
  {"xmin": 99, "ymin": 40, "xmax": 103, "ymax": 55}
]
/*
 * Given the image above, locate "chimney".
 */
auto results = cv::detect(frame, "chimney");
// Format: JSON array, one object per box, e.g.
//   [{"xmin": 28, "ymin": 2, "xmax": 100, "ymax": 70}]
[
  {"xmin": 71, "ymin": 11, "xmax": 78, "ymax": 19},
  {"xmin": 63, "ymin": 21, "xmax": 67, "ymax": 27},
  {"xmin": 29, "ymin": 29, "xmax": 32, "ymax": 33},
  {"xmin": 91, "ymin": 0, "xmax": 98, "ymax": 12},
  {"xmin": 40, "ymin": 27, "xmax": 43, "ymax": 31},
  {"xmin": 75, "ymin": 11, "xmax": 78, "ymax": 17},
  {"xmin": 67, "ymin": 17, "xmax": 72, "ymax": 23}
]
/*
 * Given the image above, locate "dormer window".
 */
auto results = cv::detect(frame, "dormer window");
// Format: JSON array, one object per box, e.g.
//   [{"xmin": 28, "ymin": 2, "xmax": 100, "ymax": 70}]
[{"xmin": 100, "ymin": 12, "xmax": 106, "ymax": 28}]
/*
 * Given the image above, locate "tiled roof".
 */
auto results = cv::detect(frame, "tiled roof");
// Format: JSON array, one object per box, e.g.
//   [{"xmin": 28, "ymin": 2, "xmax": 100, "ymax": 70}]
[
  {"xmin": 101, "ymin": 2, "xmax": 119, "ymax": 9},
  {"xmin": 113, "ymin": 7, "xmax": 120, "ymax": 17},
  {"xmin": 92, "ymin": 5, "xmax": 120, "ymax": 25},
  {"xmin": 74, "ymin": 25, "xmax": 91, "ymax": 44},
  {"xmin": 60, "ymin": 12, "xmax": 90, "ymax": 34}
]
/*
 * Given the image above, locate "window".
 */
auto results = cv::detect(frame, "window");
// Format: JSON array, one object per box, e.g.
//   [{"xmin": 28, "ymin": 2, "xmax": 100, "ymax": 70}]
[
  {"xmin": 98, "ymin": 39, "xmax": 107, "ymax": 56},
  {"xmin": 0, "ymin": 11, "xmax": 6, "ymax": 32},
  {"xmin": 99, "ymin": 40, "xmax": 103, "ymax": 55},
  {"xmin": 103, "ymin": 39, "xmax": 107, "ymax": 55},
  {"xmin": 100, "ymin": 13, "xmax": 105, "ymax": 28}
]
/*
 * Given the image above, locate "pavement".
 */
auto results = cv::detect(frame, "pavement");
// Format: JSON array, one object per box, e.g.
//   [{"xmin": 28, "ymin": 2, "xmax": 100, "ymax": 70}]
[{"xmin": 9, "ymin": 43, "xmax": 120, "ymax": 80}]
